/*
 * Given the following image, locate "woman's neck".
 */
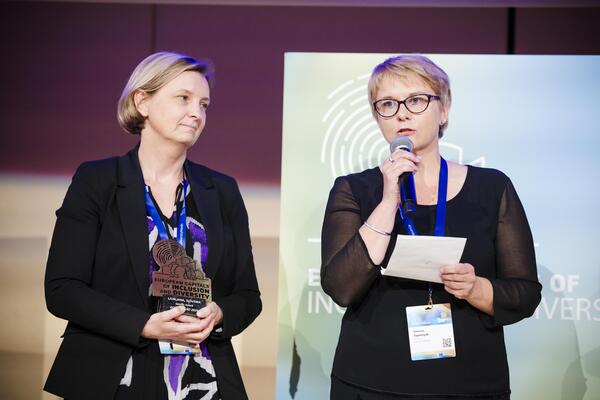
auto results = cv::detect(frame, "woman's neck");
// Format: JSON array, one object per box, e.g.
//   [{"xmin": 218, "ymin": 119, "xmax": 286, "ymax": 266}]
[
  {"xmin": 413, "ymin": 146, "xmax": 441, "ymax": 186},
  {"xmin": 138, "ymin": 133, "xmax": 187, "ymax": 184}
]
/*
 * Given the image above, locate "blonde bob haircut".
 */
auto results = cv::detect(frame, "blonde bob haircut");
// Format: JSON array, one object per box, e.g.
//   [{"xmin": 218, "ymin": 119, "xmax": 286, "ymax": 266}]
[
  {"xmin": 368, "ymin": 54, "xmax": 451, "ymax": 137},
  {"xmin": 117, "ymin": 51, "xmax": 214, "ymax": 135}
]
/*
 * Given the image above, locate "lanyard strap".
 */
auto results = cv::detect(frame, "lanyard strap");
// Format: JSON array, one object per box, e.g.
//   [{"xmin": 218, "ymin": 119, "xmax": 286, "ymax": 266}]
[
  {"xmin": 434, "ymin": 157, "xmax": 448, "ymax": 237},
  {"xmin": 144, "ymin": 179, "xmax": 188, "ymax": 247},
  {"xmin": 399, "ymin": 157, "xmax": 448, "ymax": 237},
  {"xmin": 398, "ymin": 157, "xmax": 448, "ymax": 307}
]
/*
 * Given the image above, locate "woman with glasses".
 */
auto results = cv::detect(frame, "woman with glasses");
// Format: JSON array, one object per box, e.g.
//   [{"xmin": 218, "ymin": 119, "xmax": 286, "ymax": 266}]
[
  {"xmin": 321, "ymin": 55, "xmax": 541, "ymax": 399},
  {"xmin": 44, "ymin": 52, "xmax": 261, "ymax": 400}
]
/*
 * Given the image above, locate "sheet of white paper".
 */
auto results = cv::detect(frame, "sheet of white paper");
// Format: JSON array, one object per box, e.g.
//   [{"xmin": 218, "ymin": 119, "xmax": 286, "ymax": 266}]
[{"xmin": 381, "ymin": 235, "xmax": 467, "ymax": 283}]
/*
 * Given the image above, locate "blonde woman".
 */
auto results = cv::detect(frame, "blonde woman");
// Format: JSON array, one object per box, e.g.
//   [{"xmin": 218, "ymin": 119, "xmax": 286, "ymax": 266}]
[
  {"xmin": 44, "ymin": 52, "xmax": 261, "ymax": 400},
  {"xmin": 321, "ymin": 55, "xmax": 541, "ymax": 399}
]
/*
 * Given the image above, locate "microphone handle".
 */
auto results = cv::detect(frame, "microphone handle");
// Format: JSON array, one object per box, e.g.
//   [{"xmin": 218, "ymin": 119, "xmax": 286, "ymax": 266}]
[{"xmin": 399, "ymin": 172, "xmax": 417, "ymax": 217}]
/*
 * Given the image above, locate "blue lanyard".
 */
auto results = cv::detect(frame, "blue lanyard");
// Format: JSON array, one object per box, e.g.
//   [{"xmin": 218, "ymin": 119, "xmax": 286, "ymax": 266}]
[
  {"xmin": 398, "ymin": 157, "xmax": 448, "ymax": 306},
  {"xmin": 144, "ymin": 179, "xmax": 188, "ymax": 247},
  {"xmin": 399, "ymin": 157, "xmax": 448, "ymax": 237}
]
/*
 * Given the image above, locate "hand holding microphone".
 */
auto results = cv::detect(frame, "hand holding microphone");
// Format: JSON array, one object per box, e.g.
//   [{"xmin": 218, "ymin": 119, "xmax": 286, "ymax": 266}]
[{"xmin": 380, "ymin": 136, "xmax": 420, "ymax": 213}]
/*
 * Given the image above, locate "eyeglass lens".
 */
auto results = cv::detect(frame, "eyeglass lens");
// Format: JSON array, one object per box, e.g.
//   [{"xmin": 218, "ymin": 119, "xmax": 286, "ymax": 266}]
[{"xmin": 376, "ymin": 95, "xmax": 433, "ymax": 117}]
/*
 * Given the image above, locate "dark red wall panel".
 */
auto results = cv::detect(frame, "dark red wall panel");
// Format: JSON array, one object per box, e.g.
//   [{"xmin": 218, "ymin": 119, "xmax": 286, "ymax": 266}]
[
  {"xmin": 515, "ymin": 8, "xmax": 600, "ymax": 54},
  {"xmin": 0, "ymin": 2, "xmax": 153, "ymax": 176},
  {"xmin": 1, "ymin": 2, "xmax": 598, "ymax": 184}
]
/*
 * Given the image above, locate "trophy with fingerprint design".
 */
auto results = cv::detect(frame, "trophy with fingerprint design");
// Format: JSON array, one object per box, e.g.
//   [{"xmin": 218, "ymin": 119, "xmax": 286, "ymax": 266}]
[{"xmin": 151, "ymin": 239, "xmax": 211, "ymax": 316}]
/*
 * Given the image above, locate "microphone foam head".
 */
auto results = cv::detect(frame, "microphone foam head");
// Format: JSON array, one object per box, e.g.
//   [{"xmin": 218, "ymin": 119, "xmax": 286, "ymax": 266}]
[{"xmin": 390, "ymin": 136, "xmax": 414, "ymax": 154}]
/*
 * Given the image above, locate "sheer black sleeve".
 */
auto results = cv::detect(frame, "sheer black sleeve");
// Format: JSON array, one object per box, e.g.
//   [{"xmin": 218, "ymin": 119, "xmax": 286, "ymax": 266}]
[
  {"xmin": 321, "ymin": 177, "xmax": 380, "ymax": 307},
  {"xmin": 484, "ymin": 177, "xmax": 542, "ymax": 327}
]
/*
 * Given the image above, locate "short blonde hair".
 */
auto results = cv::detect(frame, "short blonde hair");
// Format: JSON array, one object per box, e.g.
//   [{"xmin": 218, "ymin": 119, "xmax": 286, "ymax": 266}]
[
  {"xmin": 368, "ymin": 54, "xmax": 451, "ymax": 137},
  {"xmin": 117, "ymin": 51, "xmax": 213, "ymax": 135}
]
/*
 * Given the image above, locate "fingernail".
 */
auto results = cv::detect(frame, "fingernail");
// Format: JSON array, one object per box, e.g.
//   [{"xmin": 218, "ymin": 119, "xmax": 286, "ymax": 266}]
[{"xmin": 416, "ymin": 156, "xmax": 422, "ymax": 161}]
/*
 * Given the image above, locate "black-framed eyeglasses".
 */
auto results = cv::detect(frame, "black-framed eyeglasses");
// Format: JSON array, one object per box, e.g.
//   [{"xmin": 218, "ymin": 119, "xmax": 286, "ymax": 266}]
[{"xmin": 373, "ymin": 94, "xmax": 440, "ymax": 117}]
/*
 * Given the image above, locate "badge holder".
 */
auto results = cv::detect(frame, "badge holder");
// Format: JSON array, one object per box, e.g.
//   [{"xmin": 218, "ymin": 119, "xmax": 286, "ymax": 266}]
[{"xmin": 406, "ymin": 301, "xmax": 456, "ymax": 361}]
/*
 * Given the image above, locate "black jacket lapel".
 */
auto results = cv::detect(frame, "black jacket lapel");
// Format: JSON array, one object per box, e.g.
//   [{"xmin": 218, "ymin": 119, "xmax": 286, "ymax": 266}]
[
  {"xmin": 185, "ymin": 161, "xmax": 224, "ymax": 279},
  {"xmin": 116, "ymin": 147, "xmax": 150, "ymax": 308}
]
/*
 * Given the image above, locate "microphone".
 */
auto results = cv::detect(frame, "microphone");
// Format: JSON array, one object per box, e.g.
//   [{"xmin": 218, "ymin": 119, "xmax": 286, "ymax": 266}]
[{"xmin": 390, "ymin": 136, "xmax": 417, "ymax": 217}]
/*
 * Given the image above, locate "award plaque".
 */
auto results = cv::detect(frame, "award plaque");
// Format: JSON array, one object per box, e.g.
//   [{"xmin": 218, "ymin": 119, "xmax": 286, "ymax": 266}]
[{"xmin": 151, "ymin": 239, "xmax": 211, "ymax": 316}]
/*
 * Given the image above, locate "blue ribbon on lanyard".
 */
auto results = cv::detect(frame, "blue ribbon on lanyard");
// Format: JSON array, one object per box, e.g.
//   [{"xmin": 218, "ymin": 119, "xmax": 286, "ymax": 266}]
[
  {"xmin": 398, "ymin": 157, "xmax": 448, "ymax": 305},
  {"xmin": 144, "ymin": 179, "xmax": 188, "ymax": 248}
]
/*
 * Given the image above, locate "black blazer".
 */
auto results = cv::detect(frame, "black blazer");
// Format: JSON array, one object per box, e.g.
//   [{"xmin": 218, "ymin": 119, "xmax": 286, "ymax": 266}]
[{"xmin": 44, "ymin": 147, "xmax": 262, "ymax": 399}]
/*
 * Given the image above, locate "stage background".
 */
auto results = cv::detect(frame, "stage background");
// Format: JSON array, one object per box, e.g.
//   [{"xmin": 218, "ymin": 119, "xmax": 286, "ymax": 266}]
[
  {"xmin": 1, "ymin": 1, "xmax": 599, "ymax": 399},
  {"xmin": 276, "ymin": 53, "xmax": 600, "ymax": 399}
]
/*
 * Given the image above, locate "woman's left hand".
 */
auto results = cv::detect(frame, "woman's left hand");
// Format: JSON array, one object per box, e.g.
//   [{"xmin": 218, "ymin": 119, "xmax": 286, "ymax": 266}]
[
  {"xmin": 196, "ymin": 302, "xmax": 223, "ymax": 326},
  {"xmin": 440, "ymin": 263, "xmax": 494, "ymax": 315},
  {"xmin": 440, "ymin": 263, "xmax": 478, "ymax": 300},
  {"xmin": 175, "ymin": 302, "xmax": 224, "ymax": 340}
]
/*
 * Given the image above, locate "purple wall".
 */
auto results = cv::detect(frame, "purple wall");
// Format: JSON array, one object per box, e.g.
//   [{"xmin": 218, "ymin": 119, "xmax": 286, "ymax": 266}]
[{"xmin": 1, "ymin": 2, "xmax": 599, "ymax": 184}]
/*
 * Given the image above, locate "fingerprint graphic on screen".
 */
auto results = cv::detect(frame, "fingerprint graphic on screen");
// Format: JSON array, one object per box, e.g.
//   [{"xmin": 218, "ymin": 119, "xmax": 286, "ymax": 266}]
[
  {"xmin": 321, "ymin": 75, "xmax": 486, "ymax": 178},
  {"xmin": 320, "ymin": 73, "xmax": 386, "ymax": 179},
  {"xmin": 438, "ymin": 142, "xmax": 486, "ymax": 168}
]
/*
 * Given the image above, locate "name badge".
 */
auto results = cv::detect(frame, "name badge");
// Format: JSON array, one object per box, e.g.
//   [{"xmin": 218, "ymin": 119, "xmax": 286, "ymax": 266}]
[{"xmin": 406, "ymin": 303, "xmax": 456, "ymax": 361}]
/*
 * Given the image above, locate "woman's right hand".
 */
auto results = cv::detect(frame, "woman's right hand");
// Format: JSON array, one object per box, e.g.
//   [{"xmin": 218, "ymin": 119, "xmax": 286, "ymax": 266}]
[
  {"xmin": 141, "ymin": 306, "xmax": 214, "ymax": 344},
  {"xmin": 380, "ymin": 148, "xmax": 421, "ymax": 207}
]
